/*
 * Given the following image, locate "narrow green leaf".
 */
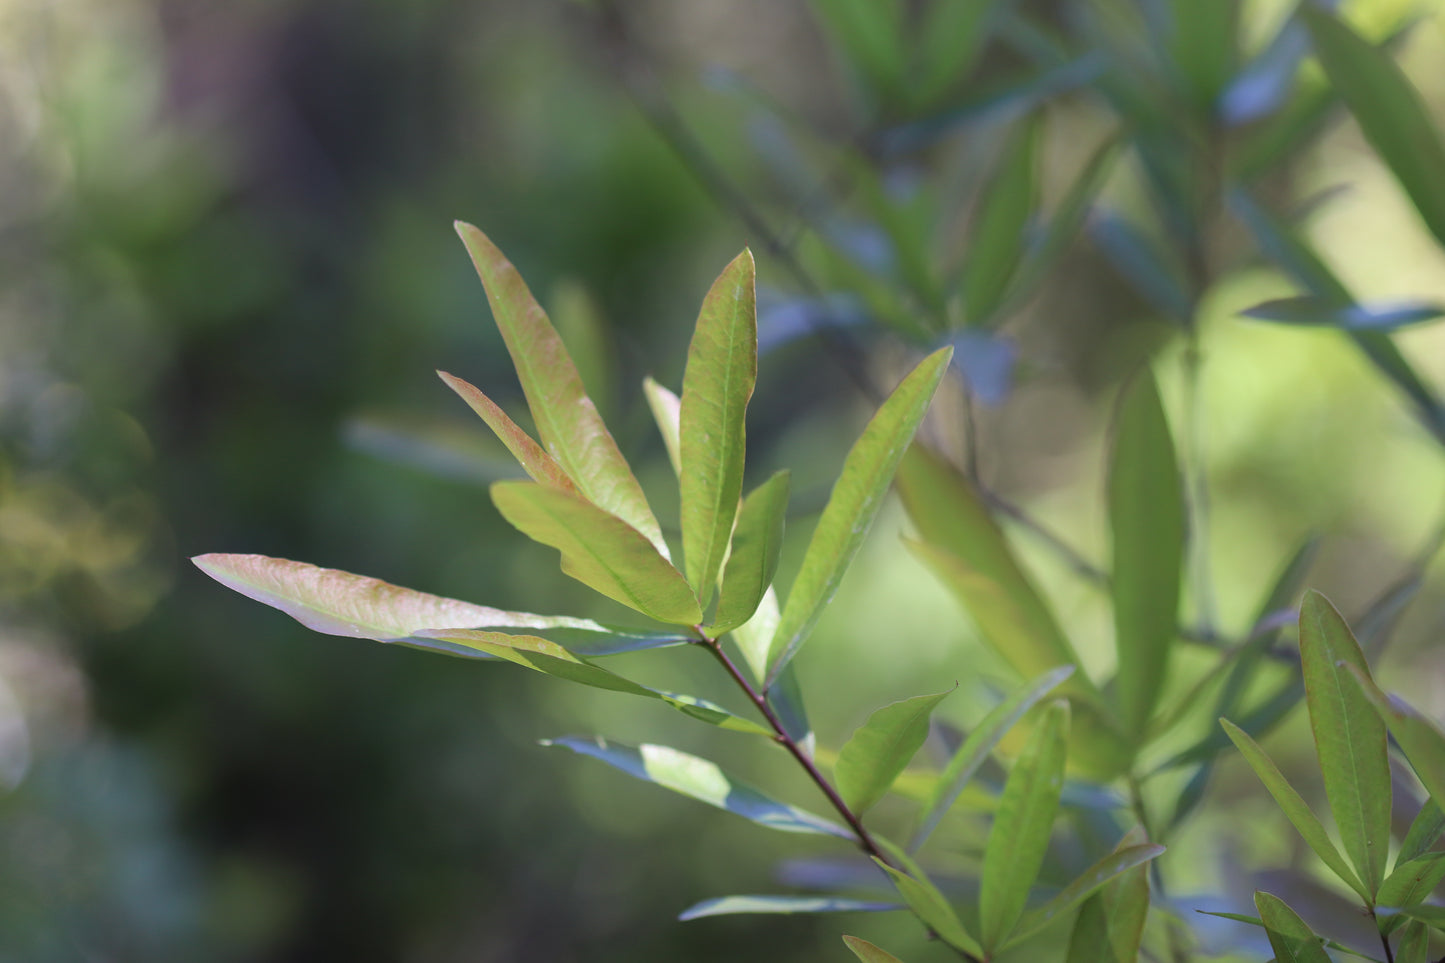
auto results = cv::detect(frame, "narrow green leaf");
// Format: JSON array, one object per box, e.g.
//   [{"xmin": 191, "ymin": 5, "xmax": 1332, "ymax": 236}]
[
  {"xmin": 707, "ymin": 471, "xmax": 789, "ymax": 636},
  {"xmin": 1109, "ymin": 369, "xmax": 1185, "ymax": 736},
  {"xmin": 980, "ymin": 699, "xmax": 1070, "ymax": 952},
  {"xmin": 1396, "ymin": 904, "xmax": 1445, "ymax": 929},
  {"xmin": 1396, "ymin": 920, "xmax": 1430, "ymax": 963},
  {"xmin": 1064, "ymin": 829, "xmax": 1153, "ymax": 963},
  {"xmin": 680, "ymin": 250, "xmax": 757, "ymax": 605},
  {"xmin": 1009, "ymin": 843, "xmax": 1165, "ymax": 949},
  {"xmin": 542, "ymin": 736, "xmax": 851, "ymax": 838},
  {"xmin": 916, "ymin": 0, "xmax": 1000, "ymax": 102},
  {"xmin": 1299, "ymin": 7, "xmax": 1445, "ymax": 250},
  {"xmin": 732, "ymin": 584, "xmax": 779, "ymax": 684},
  {"xmin": 913, "ymin": 665, "xmax": 1075, "ymax": 851},
  {"xmin": 652, "ymin": 692, "xmax": 777, "ymax": 738},
  {"xmin": 765, "ymin": 347, "xmax": 952, "ymax": 686},
  {"xmin": 1165, "ymin": 0, "xmax": 1238, "ymax": 112},
  {"xmin": 1254, "ymin": 891, "xmax": 1334, "ymax": 963},
  {"xmin": 1298, "ymin": 591, "xmax": 1391, "ymax": 897},
  {"xmin": 642, "ymin": 377, "xmax": 682, "ymax": 476},
  {"xmin": 454, "ymin": 222, "xmax": 668, "ymax": 557},
  {"xmin": 836, "ymin": 688, "xmax": 954, "ymax": 815},
  {"xmin": 769, "ymin": 660, "xmax": 815, "ymax": 758},
  {"xmin": 1242, "ymin": 297, "xmax": 1445, "ymax": 331},
  {"xmin": 874, "ymin": 859, "xmax": 983, "ymax": 957},
  {"xmin": 1220, "ymin": 719, "xmax": 1368, "ymax": 900},
  {"xmin": 1378, "ymin": 853, "xmax": 1445, "ymax": 921},
  {"xmin": 191, "ymin": 553, "xmax": 601, "ymax": 647},
  {"xmin": 842, "ymin": 935, "xmax": 909, "ymax": 963},
  {"xmin": 1197, "ymin": 911, "xmax": 1385, "ymax": 961},
  {"xmin": 809, "ymin": 0, "xmax": 906, "ymax": 98},
  {"xmin": 1342, "ymin": 666, "xmax": 1445, "ymax": 811},
  {"xmin": 678, "ymin": 896, "xmax": 899, "ymax": 921},
  {"xmin": 1398, "ymin": 799, "xmax": 1444, "ymax": 867},
  {"xmin": 961, "ymin": 115, "xmax": 1040, "ymax": 326},
  {"xmin": 490, "ymin": 482, "xmax": 701, "ymax": 625},
  {"xmin": 436, "ymin": 371, "xmax": 577, "ymax": 493},
  {"xmin": 530, "ymin": 625, "xmax": 691, "ymax": 657}
]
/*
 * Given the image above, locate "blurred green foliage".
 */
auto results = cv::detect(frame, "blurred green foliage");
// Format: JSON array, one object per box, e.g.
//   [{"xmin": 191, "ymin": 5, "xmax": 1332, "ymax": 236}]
[{"xmin": 2, "ymin": 0, "xmax": 1444, "ymax": 960}]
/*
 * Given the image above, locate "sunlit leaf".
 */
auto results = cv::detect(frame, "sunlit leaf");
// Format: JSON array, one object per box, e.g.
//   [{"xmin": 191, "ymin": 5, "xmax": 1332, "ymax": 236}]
[
  {"xmin": 842, "ymin": 935, "xmax": 909, "ymax": 963},
  {"xmin": 678, "ymin": 895, "xmax": 899, "ymax": 921},
  {"xmin": 1254, "ymin": 891, "xmax": 1333, "ymax": 963},
  {"xmin": 913, "ymin": 666, "xmax": 1075, "ymax": 851},
  {"xmin": 1398, "ymin": 799, "xmax": 1444, "ymax": 867},
  {"xmin": 1342, "ymin": 666, "xmax": 1445, "ymax": 811},
  {"xmin": 542, "ymin": 736, "xmax": 851, "ymax": 838},
  {"xmin": 490, "ymin": 482, "xmax": 701, "ymax": 625},
  {"xmin": 643, "ymin": 377, "xmax": 683, "ymax": 476},
  {"xmin": 1298, "ymin": 591, "xmax": 1391, "ymax": 896},
  {"xmin": 1009, "ymin": 842, "xmax": 1165, "ymax": 949},
  {"xmin": 874, "ymin": 859, "xmax": 983, "ymax": 957},
  {"xmin": 436, "ymin": 371, "xmax": 577, "ymax": 493},
  {"xmin": 707, "ymin": 471, "xmax": 789, "ymax": 636},
  {"xmin": 1220, "ymin": 719, "xmax": 1368, "ymax": 900},
  {"xmin": 836, "ymin": 688, "xmax": 953, "ymax": 815},
  {"xmin": 532, "ymin": 625, "xmax": 691, "ymax": 657},
  {"xmin": 732, "ymin": 585, "xmax": 779, "ymax": 684},
  {"xmin": 1242, "ymin": 297, "xmax": 1444, "ymax": 331},
  {"xmin": 1063, "ymin": 828, "xmax": 1153, "ymax": 963},
  {"xmin": 1109, "ymin": 369, "xmax": 1185, "ymax": 737},
  {"xmin": 1299, "ymin": 7, "xmax": 1445, "ymax": 250},
  {"xmin": 765, "ymin": 347, "xmax": 952, "ymax": 686},
  {"xmin": 980, "ymin": 699, "xmax": 1069, "ymax": 952},
  {"xmin": 454, "ymin": 222, "xmax": 668, "ymax": 556},
  {"xmin": 680, "ymin": 250, "xmax": 757, "ymax": 606},
  {"xmin": 191, "ymin": 553, "xmax": 600, "ymax": 649},
  {"xmin": 962, "ymin": 115, "xmax": 1040, "ymax": 326}
]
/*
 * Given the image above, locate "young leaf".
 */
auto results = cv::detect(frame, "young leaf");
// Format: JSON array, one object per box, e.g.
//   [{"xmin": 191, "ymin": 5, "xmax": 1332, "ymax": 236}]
[
  {"xmin": 707, "ymin": 471, "xmax": 789, "ymax": 636},
  {"xmin": 680, "ymin": 250, "xmax": 757, "ymax": 605},
  {"xmin": 1220, "ymin": 719, "xmax": 1368, "ymax": 900},
  {"xmin": 642, "ymin": 377, "xmax": 682, "ymax": 476},
  {"xmin": 191, "ymin": 553, "xmax": 602, "ymax": 645},
  {"xmin": 842, "ymin": 935, "xmax": 909, "ymax": 963},
  {"xmin": 1299, "ymin": 7, "xmax": 1445, "ymax": 250},
  {"xmin": 1398, "ymin": 799, "xmax": 1444, "ymax": 867},
  {"xmin": 912, "ymin": 665, "xmax": 1075, "ymax": 851},
  {"xmin": 1254, "ymin": 891, "xmax": 1333, "ymax": 963},
  {"xmin": 835, "ymin": 688, "xmax": 953, "ymax": 815},
  {"xmin": 1242, "ymin": 297, "xmax": 1445, "ymax": 331},
  {"xmin": 454, "ymin": 222, "xmax": 668, "ymax": 557},
  {"xmin": 1298, "ymin": 591, "xmax": 1391, "ymax": 896},
  {"xmin": 1342, "ymin": 665, "xmax": 1445, "ymax": 811},
  {"xmin": 1109, "ymin": 369, "xmax": 1185, "ymax": 737},
  {"xmin": 542, "ymin": 736, "xmax": 851, "ymax": 838},
  {"xmin": 961, "ymin": 115, "xmax": 1040, "ymax": 326},
  {"xmin": 765, "ymin": 347, "xmax": 952, "ymax": 686},
  {"xmin": 490, "ymin": 482, "xmax": 701, "ymax": 625},
  {"xmin": 874, "ymin": 859, "xmax": 983, "ymax": 957},
  {"xmin": 1008, "ymin": 842, "xmax": 1165, "ymax": 949},
  {"xmin": 980, "ymin": 699, "xmax": 1070, "ymax": 952},
  {"xmin": 678, "ymin": 896, "xmax": 899, "ymax": 921},
  {"xmin": 436, "ymin": 371, "xmax": 578, "ymax": 493}
]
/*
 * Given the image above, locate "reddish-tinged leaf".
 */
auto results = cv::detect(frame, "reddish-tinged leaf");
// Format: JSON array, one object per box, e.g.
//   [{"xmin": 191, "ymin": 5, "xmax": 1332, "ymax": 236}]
[{"xmin": 436, "ymin": 371, "xmax": 576, "ymax": 493}]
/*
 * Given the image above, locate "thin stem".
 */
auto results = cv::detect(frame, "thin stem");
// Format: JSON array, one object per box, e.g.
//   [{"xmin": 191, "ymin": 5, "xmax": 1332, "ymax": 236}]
[{"xmin": 980, "ymin": 486, "xmax": 1111, "ymax": 588}]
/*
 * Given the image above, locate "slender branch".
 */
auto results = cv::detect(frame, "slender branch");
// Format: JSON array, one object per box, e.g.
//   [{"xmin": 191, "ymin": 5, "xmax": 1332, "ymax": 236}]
[
  {"xmin": 979, "ymin": 486, "xmax": 1111, "ymax": 587},
  {"xmin": 1378, "ymin": 920, "xmax": 1395, "ymax": 963}
]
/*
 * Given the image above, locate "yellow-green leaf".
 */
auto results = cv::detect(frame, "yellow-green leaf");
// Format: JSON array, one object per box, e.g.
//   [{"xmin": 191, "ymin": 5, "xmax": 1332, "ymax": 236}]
[
  {"xmin": 1220, "ymin": 719, "xmax": 1368, "ymax": 900},
  {"xmin": 980, "ymin": 699, "xmax": 1070, "ymax": 952},
  {"xmin": 454, "ymin": 222, "xmax": 668, "ymax": 557},
  {"xmin": 1398, "ymin": 800, "xmax": 1444, "ymax": 867},
  {"xmin": 836, "ymin": 688, "xmax": 953, "ymax": 815},
  {"xmin": 490, "ymin": 481, "xmax": 701, "ymax": 625},
  {"xmin": 1063, "ymin": 828, "xmax": 1153, "ymax": 963},
  {"xmin": 1298, "ymin": 591, "xmax": 1391, "ymax": 897},
  {"xmin": 1342, "ymin": 665, "xmax": 1445, "ymax": 814},
  {"xmin": 1011, "ymin": 841, "xmax": 1163, "ymax": 950},
  {"xmin": 643, "ymin": 377, "xmax": 682, "ymax": 476},
  {"xmin": 1254, "ymin": 891, "xmax": 1333, "ymax": 963},
  {"xmin": 765, "ymin": 347, "xmax": 952, "ymax": 686},
  {"xmin": 707, "ymin": 471, "xmax": 789, "ymax": 636},
  {"xmin": 680, "ymin": 250, "xmax": 757, "ymax": 605},
  {"xmin": 1109, "ymin": 368, "xmax": 1185, "ymax": 737},
  {"xmin": 1396, "ymin": 919, "xmax": 1430, "ymax": 963},
  {"xmin": 436, "ymin": 371, "xmax": 576, "ymax": 494},
  {"xmin": 874, "ymin": 858, "xmax": 982, "ymax": 957}
]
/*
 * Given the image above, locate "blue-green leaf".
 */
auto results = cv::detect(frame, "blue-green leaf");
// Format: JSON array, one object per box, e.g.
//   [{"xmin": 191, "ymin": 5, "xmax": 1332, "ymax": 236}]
[{"xmin": 1242, "ymin": 297, "xmax": 1444, "ymax": 331}]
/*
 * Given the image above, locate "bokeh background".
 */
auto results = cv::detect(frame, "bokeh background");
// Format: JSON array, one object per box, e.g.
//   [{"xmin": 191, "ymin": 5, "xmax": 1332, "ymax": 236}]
[{"xmin": 1, "ymin": 0, "xmax": 1443, "ymax": 960}]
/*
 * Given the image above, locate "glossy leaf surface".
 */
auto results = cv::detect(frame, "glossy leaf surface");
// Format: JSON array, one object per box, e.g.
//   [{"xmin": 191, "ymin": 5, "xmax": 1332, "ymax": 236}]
[
  {"xmin": 678, "ymin": 896, "xmax": 898, "ymax": 921},
  {"xmin": 680, "ymin": 250, "xmax": 757, "ymax": 604},
  {"xmin": 913, "ymin": 665, "xmax": 1074, "ymax": 851},
  {"xmin": 1254, "ymin": 891, "xmax": 1332, "ymax": 963},
  {"xmin": 707, "ymin": 471, "xmax": 789, "ymax": 636},
  {"xmin": 980, "ymin": 699, "xmax": 1069, "ymax": 951},
  {"xmin": 436, "ymin": 371, "xmax": 577, "ymax": 493},
  {"xmin": 543, "ymin": 736, "xmax": 850, "ymax": 837},
  {"xmin": 835, "ymin": 688, "xmax": 952, "ymax": 815},
  {"xmin": 765, "ymin": 347, "xmax": 951, "ymax": 685},
  {"xmin": 1298, "ymin": 591, "xmax": 1391, "ymax": 895},
  {"xmin": 455, "ymin": 222, "xmax": 668, "ymax": 555},
  {"xmin": 1220, "ymin": 719, "xmax": 1367, "ymax": 900},
  {"xmin": 491, "ymin": 482, "xmax": 701, "ymax": 625}
]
